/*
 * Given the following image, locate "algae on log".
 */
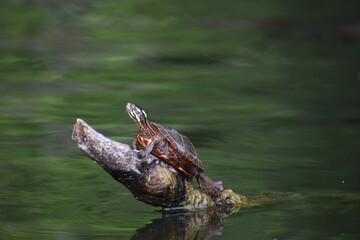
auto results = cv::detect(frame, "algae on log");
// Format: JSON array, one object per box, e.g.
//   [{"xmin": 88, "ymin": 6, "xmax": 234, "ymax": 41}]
[{"xmin": 71, "ymin": 118, "xmax": 247, "ymax": 210}]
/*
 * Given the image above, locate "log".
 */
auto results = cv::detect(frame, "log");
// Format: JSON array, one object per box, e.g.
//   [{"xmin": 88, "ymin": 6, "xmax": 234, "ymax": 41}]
[{"xmin": 71, "ymin": 118, "xmax": 247, "ymax": 210}]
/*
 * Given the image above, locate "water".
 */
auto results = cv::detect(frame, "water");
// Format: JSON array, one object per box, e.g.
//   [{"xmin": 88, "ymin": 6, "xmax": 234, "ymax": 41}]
[{"xmin": 1, "ymin": 1, "xmax": 360, "ymax": 239}]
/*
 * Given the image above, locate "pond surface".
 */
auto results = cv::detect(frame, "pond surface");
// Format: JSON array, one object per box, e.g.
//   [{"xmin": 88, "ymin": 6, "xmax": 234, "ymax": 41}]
[{"xmin": 0, "ymin": 1, "xmax": 359, "ymax": 239}]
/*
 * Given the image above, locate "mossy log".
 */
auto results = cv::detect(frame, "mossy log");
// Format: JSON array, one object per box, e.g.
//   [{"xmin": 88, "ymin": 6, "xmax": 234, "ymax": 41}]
[{"xmin": 71, "ymin": 118, "xmax": 247, "ymax": 210}]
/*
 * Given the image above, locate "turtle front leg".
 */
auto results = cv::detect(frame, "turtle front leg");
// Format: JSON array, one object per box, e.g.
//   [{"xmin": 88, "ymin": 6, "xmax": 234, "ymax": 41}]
[
  {"xmin": 141, "ymin": 137, "xmax": 162, "ymax": 159},
  {"xmin": 139, "ymin": 141, "xmax": 157, "ymax": 159},
  {"xmin": 132, "ymin": 138, "xmax": 148, "ymax": 158},
  {"xmin": 143, "ymin": 142, "xmax": 155, "ymax": 158},
  {"xmin": 132, "ymin": 138, "xmax": 139, "ymax": 150}
]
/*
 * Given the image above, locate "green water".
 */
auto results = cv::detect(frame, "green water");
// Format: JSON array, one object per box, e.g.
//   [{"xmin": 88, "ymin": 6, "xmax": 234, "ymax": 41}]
[{"xmin": 1, "ymin": 0, "xmax": 359, "ymax": 239}]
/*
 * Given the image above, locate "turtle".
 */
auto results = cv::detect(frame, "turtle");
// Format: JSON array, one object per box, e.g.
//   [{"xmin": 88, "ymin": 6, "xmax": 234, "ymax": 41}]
[{"xmin": 126, "ymin": 102, "xmax": 223, "ymax": 198}]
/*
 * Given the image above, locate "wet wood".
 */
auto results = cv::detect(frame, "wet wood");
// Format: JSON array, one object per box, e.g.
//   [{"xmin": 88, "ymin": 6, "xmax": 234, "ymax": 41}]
[{"xmin": 71, "ymin": 118, "xmax": 247, "ymax": 210}]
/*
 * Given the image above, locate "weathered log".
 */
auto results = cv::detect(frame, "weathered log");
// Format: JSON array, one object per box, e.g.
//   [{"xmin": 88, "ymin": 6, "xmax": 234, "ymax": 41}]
[{"xmin": 71, "ymin": 118, "xmax": 247, "ymax": 210}]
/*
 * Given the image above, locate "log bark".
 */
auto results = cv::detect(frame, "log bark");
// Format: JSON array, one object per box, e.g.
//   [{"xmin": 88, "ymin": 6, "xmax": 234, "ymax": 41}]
[{"xmin": 71, "ymin": 118, "xmax": 247, "ymax": 210}]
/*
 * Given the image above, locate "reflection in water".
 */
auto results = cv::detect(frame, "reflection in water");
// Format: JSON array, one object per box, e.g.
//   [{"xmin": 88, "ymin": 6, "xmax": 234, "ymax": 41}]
[{"xmin": 132, "ymin": 211, "xmax": 223, "ymax": 240}]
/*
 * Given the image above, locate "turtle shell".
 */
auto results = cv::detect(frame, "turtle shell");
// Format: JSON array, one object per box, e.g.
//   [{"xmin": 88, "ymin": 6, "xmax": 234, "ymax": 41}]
[{"xmin": 154, "ymin": 123, "xmax": 204, "ymax": 172}]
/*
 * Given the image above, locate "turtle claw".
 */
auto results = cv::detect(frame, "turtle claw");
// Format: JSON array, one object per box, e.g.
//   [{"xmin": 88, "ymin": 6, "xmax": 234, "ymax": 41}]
[{"xmin": 138, "ymin": 150, "xmax": 147, "ymax": 158}]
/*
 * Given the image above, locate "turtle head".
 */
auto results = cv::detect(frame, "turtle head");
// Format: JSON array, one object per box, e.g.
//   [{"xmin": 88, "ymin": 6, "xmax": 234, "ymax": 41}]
[
  {"xmin": 126, "ymin": 102, "xmax": 157, "ymax": 136},
  {"xmin": 126, "ymin": 102, "xmax": 149, "ymax": 127}
]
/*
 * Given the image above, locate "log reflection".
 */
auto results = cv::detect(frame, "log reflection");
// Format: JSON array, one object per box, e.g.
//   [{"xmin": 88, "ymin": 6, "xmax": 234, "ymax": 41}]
[{"xmin": 131, "ymin": 211, "xmax": 223, "ymax": 240}]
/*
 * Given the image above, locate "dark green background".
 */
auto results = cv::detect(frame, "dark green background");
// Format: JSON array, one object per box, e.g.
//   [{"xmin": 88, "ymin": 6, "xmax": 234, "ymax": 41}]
[{"xmin": 0, "ymin": 0, "xmax": 359, "ymax": 239}]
